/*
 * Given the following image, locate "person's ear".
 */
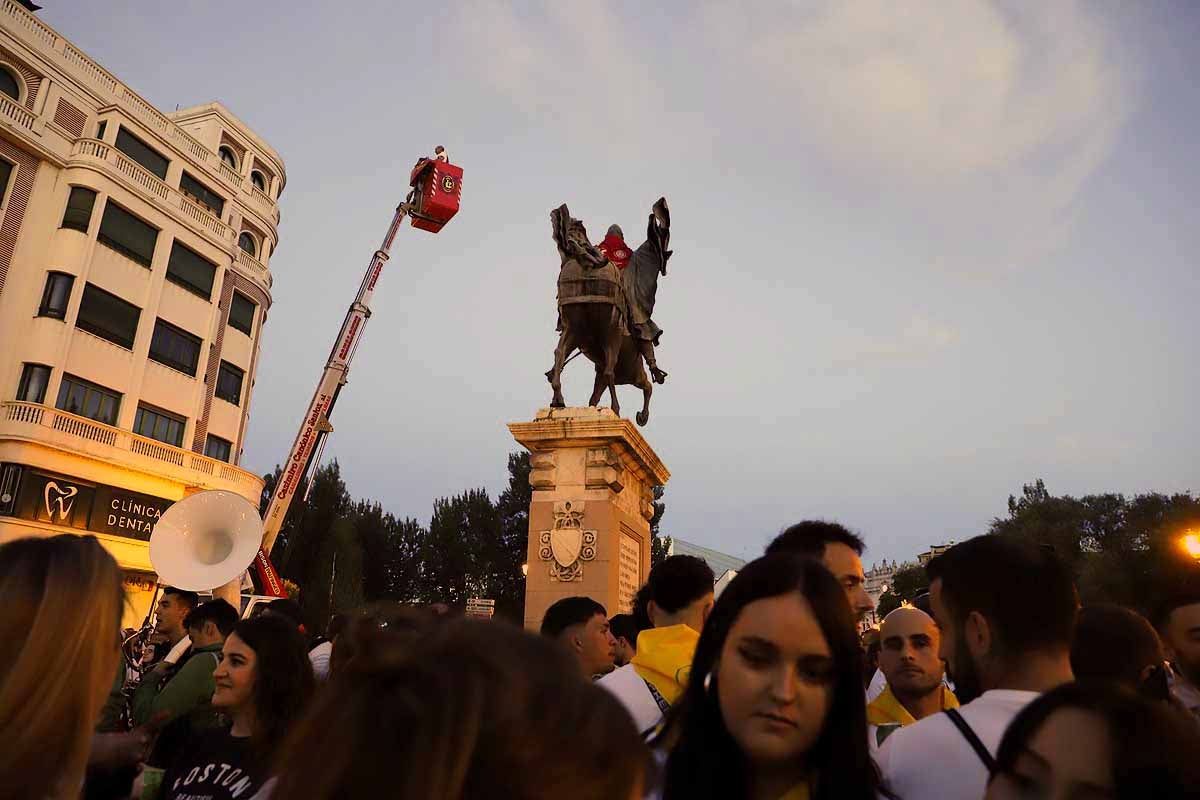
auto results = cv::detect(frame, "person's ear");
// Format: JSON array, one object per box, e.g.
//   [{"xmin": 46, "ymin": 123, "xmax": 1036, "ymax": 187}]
[
  {"xmin": 1139, "ymin": 663, "xmax": 1159, "ymax": 684},
  {"xmin": 648, "ymin": 601, "xmax": 661, "ymax": 627},
  {"xmin": 205, "ymin": 621, "xmax": 220, "ymax": 640},
  {"xmin": 964, "ymin": 611, "xmax": 991, "ymax": 659},
  {"xmin": 571, "ymin": 632, "xmax": 584, "ymax": 653}
]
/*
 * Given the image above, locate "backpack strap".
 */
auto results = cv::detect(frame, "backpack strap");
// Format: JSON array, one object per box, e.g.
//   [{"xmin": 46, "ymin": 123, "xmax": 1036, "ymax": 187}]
[
  {"xmin": 943, "ymin": 708, "xmax": 996, "ymax": 772},
  {"xmin": 643, "ymin": 679, "xmax": 670, "ymax": 714}
]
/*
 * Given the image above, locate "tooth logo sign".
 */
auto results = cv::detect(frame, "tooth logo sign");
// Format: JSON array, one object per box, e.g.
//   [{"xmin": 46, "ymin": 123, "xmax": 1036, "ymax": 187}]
[{"xmin": 44, "ymin": 482, "xmax": 78, "ymax": 521}]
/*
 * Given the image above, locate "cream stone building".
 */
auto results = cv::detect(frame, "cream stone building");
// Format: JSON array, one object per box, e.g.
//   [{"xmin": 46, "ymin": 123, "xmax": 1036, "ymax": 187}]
[{"xmin": 0, "ymin": 4, "xmax": 283, "ymax": 621}]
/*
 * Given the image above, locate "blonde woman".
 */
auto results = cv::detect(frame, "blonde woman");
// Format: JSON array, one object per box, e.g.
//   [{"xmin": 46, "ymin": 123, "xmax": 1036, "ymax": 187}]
[{"xmin": 0, "ymin": 535, "xmax": 124, "ymax": 800}]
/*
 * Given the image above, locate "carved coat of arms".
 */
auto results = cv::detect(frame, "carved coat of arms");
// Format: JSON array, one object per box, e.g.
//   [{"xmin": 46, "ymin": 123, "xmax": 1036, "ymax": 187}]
[{"xmin": 538, "ymin": 500, "xmax": 596, "ymax": 582}]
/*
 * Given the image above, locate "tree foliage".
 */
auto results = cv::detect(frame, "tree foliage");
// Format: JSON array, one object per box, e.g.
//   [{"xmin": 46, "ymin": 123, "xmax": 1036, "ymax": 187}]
[
  {"xmin": 990, "ymin": 479, "xmax": 1200, "ymax": 616},
  {"xmin": 650, "ymin": 484, "xmax": 671, "ymax": 564},
  {"xmin": 875, "ymin": 563, "xmax": 929, "ymax": 617}
]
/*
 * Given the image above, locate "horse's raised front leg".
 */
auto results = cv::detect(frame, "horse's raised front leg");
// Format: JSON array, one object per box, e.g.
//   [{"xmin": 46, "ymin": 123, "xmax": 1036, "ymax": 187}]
[{"xmin": 550, "ymin": 328, "xmax": 574, "ymax": 408}]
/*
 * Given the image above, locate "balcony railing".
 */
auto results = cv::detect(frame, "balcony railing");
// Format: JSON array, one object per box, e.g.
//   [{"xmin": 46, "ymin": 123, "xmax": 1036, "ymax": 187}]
[
  {"xmin": 236, "ymin": 248, "xmax": 272, "ymax": 288},
  {"xmin": 1, "ymin": 0, "xmax": 273, "ymax": 217},
  {"xmin": 0, "ymin": 401, "xmax": 263, "ymax": 495},
  {"xmin": 0, "ymin": 92, "xmax": 34, "ymax": 131}
]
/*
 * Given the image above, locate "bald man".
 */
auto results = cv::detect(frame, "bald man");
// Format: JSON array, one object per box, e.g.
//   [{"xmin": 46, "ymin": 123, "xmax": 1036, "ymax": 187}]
[{"xmin": 868, "ymin": 607, "xmax": 959, "ymax": 749}]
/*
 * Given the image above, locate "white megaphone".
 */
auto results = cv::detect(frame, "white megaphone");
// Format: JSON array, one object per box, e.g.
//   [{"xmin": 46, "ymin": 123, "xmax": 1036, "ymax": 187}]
[{"xmin": 150, "ymin": 490, "xmax": 263, "ymax": 592}]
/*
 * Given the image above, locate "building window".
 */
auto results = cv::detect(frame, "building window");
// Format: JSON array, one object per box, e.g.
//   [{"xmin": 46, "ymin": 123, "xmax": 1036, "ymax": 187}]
[
  {"xmin": 148, "ymin": 319, "xmax": 201, "ymax": 376},
  {"xmin": 38, "ymin": 271, "xmax": 74, "ymax": 319},
  {"xmin": 61, "ymin": 186, "xmax": 97, "ymax": 233},
  {"xmin": 228, "ymin": 292, "xmax": 256, "ymax": 336},
  {"xmin": 0, "ymin": 67, "xmax": 19, "ymax": 101},
  {"xmin": 95, "ymin": 120, "xmax": 107, "ymax": 140},
  {"xmin": 16, "ymin": 363, "xmax": 50, "ymax": 403},
  {"xmin": 134, "ymin": 405, "xmax": 185, "ymax": 447},
  {"xmin": 250, "ymin": 170, "xmax": 266, "ymax": 192},
  {"xmin": 204, "ymin": 434, "xmax": 232, "ymax": 462},
  {"xmin": 179, "ymin": 171, "xmax": 225, "ymax": 217},
  {"xmin": 97, "ymin": 201, "xmax": 158, "ymax": 268},
  {"xmin": 165, "ymin": 241, "xmax": 216, "ymax": 300},
  {"xmin": 215, "ymin": 361, "xmax": 244, "ymax": 406},
  {"xmin": 114, "ymin": 126, "xmax": 169, "ymax": 180},
  {"xmin": 219, "ymin": 146, "xmax": 238, "ymax": 170},
  {"xmin": 76, "ymin": 283, "xmax": 140, "ymax": 350},
  {"xmin": 237, "ymin": 232, "xmax": 258, "ymax": 257},
  {"xmin": 56, "ymin": 373, "xmax": 120, "ymax": 426},
  {"xmin": 0, "ymin": 159, "xmax": 11, "ymax": 206}
]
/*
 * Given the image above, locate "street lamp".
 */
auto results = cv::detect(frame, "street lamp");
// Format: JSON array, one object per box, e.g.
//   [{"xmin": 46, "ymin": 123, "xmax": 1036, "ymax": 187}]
[{"xmin": 1181, "ymin": 532, "xmax": 1200, "ymax": 560}]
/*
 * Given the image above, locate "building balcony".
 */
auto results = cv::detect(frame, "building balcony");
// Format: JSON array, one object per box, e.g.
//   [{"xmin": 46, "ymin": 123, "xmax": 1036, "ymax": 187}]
[
  {"xmin": 0, "ymin": 401, "xmax": 263, "ymax": 500},
  {"xmin": 68, "ymin": 138, "xmax": 272, "ymax": 293},
  {"xmin": 0, "ymin": 92, "xmax": 35, "ymax": 132}
]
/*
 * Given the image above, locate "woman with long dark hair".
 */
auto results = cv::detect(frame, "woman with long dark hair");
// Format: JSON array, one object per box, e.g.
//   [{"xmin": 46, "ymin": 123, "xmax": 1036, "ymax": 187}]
[
  {"xmin": 986, "ymin": 682, "xmax": 1200, "ymax": 800},
  {"xmin": 154, "ymin": 615, "xmax": 314, "ymax": 800},
  {"xmin": 656, "ymin": 553, "xmax": 884, "ymax": 800}
]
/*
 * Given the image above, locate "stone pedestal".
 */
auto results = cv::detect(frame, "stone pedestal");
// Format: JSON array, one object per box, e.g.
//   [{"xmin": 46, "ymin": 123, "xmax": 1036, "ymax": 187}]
[{"xmin": 509, "ymin": 408, "xmax": 670, "ymax": 631}]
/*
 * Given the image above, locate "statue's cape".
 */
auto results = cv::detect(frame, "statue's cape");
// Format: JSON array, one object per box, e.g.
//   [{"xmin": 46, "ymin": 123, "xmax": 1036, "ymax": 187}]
[{"xmin": 621, "ymin": 199, "xmax": 671, "ymax": 344}]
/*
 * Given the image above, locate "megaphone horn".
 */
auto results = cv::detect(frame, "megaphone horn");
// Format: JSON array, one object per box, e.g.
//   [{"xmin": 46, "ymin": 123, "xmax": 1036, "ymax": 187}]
[{"xmin": 150, "ymin": 490, "xmax": 264, "ymax": 592}]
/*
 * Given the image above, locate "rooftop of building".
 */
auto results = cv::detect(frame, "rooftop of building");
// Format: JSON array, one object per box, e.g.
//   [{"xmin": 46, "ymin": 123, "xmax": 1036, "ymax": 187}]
[{"xmin": 668, "ymin": 537, "xmax": 748, "ymax": 581}]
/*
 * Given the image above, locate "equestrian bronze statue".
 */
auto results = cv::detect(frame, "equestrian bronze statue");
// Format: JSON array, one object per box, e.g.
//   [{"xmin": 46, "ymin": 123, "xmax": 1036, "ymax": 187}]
[{"xmin": 547, "ymin": 198, "xmax": 671, "ymax": 426}]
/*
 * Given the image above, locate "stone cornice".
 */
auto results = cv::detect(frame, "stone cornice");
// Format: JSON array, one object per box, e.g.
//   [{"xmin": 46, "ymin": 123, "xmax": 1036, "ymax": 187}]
[{"xmin": 508, "ymin": 407, "xmax": 670, "ymax": 487}]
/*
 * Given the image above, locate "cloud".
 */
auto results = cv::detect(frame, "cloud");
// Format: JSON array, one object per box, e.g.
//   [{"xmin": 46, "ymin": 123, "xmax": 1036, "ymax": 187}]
[
  {"xmin": 456, "ymin": 1, "xmax": 1131, "ymax": 275},
  {"xmin": 827, "ymin": 314, "xmax": 959, "ymax": 372}
]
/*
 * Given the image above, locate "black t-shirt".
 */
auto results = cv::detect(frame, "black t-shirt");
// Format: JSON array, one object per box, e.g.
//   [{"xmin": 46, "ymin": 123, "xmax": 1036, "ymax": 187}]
[{"xmin": 161, "ymin": 730, "xmax": 265, "ymax": 800}]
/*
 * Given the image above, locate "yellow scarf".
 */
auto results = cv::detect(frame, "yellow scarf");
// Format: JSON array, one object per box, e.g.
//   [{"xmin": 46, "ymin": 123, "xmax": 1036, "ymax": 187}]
[
  {"xmin": 867, "ymin": 683, "xmax": 959, "ymax": 726},
  {"xmin": 631, "ymin": 624, "xmax": 699, "ymax": 704}
]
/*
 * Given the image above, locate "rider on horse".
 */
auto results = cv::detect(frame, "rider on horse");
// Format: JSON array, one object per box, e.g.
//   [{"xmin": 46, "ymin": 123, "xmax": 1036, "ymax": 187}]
[{"xmin": 597, "ymin": 208, "xmax": 670, "ymax": 385}]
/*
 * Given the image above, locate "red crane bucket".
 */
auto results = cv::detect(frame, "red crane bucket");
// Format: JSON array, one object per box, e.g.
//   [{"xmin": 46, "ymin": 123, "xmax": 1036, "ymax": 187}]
[{"xmin": 409, "ymin": 158, "xmax": 463, "ymax": 233}]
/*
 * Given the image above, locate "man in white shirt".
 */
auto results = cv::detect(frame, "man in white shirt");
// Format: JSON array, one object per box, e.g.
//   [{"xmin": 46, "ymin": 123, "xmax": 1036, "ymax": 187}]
[{"xmin": 877, "ymin": 536, "xmax": 1077, "ymax": 800}]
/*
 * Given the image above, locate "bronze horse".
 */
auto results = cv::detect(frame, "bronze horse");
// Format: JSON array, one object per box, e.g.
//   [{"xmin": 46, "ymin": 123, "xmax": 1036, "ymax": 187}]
[{"xmin": 547, "ymin": 200, "xmax": 670, "ymax": 426}]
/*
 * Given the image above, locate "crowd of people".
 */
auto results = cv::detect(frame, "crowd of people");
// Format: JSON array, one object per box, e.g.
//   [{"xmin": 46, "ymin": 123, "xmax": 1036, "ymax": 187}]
[{"xmin": 3, "ymin": 520, "xmax": 1200, "ymax": 799}]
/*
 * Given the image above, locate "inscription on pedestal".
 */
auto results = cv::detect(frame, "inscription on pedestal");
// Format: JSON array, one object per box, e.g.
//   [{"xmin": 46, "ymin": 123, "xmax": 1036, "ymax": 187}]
[{"xmin": 619, "ymin": 525, "xmax": 641, "ymax": 613}]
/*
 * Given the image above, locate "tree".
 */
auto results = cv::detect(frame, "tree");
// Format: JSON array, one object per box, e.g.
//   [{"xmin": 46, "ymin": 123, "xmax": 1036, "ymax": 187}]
[
  {"xmin": 267, "ymin": 461, "xmax": 353, "ymax": 631},
  {"xmin": 875, "ymin": 563, "xmax": 928, "ymax": 617},
  {"xmin": 650, "ymin": 484, "xmax": 671, "ymax": 564},
  {"xmin": 493, "ymin": 452, "xmax": 532, "ymax": 622},
  {"xmin": 420, "ymin": 488, "xmax": 501, "ymax": 607},
  {"xmin": 990, "ymin": 479, "xmax": 1200, "ymax": 616}
]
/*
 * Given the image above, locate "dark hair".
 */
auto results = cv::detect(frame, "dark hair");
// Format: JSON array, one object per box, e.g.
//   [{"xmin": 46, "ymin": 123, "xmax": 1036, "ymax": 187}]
[
  {"xmin": 540, "ymin": 596, "xmax": 606, "ymax": 638},
  {"xmin": 631, "ymin": 583, "xmax": 653, "ymax": 631},
  {"xmin": 646, "ymin": 555, "xmax": 714, "ymax": 615},
  {"xmin": 270, "ymin": 619, "xmax": 648, "ymax": 799},
  {"xmin": 163, "ymin": 586, "xmax": 199, "ymax": 612},
  {"xmin": 925, "ymin": 536, "xmax": 1077, "ymax": 657},
  {"xmin": 1152, "ymin": 583, "xmax": 1200, "ymax": 632},
  {"xmin": 1071, "ymin": 605, "xmax": 1165, "ymax": 690},
  {"xmin": 330, "ymin": 603, "xmax": 440, "ymax": 676},
  {"xmin": 184, "ymin": 599, "xmax": 239, "ymax": 637},
  {"xmin": 265, "ymin": 598, "xmax": 307, "ymax": 632},
  {"xmin": 657, "ymin": 554, "xmax": 881, "ymax": 800},
  {"xmin": 991, "ymin": 682, "xmax": 1200, "ymax": 799},
  {"xmin": 609, "ymin": 613, "xmax": 642, "ymax": 646},
  {"xmin": 766, "ymin": 520, "xmax": 865, "ymax": 559},
  {"xmin": 230, "ymin": 615, "xmax": 315, "ymax": 761}
]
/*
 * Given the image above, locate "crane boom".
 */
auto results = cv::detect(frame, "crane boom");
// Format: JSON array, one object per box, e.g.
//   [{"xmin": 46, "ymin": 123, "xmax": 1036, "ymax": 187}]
[{"xmin": 259, "ymin": 203, "xmax": 409, "ymax": 554}]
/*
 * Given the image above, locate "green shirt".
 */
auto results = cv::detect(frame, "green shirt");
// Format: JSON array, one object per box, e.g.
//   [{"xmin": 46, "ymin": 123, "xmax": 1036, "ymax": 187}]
[{"xmin": 131, "ymin": 642, "xmax": 223, "ymax": 727}]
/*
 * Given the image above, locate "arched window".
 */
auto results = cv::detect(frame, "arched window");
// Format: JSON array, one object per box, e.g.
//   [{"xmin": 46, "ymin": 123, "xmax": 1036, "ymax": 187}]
[
  {"xmin": 0, "ymin": 68, "xmax": 20, "ymax": 101},
  {"xmin": 238, "ymin": 231, "xmax": 257, "ymax": 257},
  {"xmin": 250, "ymin": 171, "xmax": 266, "ymax": 192},
  {"xmin": 219, "ymin": 146, "xmax": 238, "ymax": 170}
]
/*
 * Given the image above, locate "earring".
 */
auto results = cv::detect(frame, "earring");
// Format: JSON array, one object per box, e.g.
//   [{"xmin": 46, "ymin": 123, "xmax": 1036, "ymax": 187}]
[{"xmin": 703, "ymin": 671, "xmax": 713, "ymax": 693}]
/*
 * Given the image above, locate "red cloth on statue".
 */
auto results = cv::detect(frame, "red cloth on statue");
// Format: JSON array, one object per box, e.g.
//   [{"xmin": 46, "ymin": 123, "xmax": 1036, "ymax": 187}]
[{"xmin": 598, "ymin": 234, "xmax": 632, "ymax": 269}]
